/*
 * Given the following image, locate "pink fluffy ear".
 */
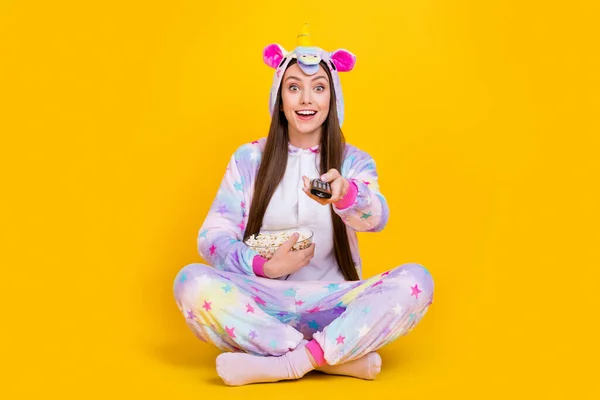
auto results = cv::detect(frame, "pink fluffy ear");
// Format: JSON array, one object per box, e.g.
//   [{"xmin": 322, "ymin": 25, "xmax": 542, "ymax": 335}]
[
  {"xmin": 263, "ymin": 44, "xmax": 285, "ymax": 69},
  {"xmin": 330, "ymin": 49, "xmax": 356, "ymax": 72}
]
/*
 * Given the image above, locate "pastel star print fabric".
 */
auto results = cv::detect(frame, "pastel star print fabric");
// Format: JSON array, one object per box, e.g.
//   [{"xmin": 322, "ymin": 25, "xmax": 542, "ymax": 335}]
[
  {"xmin": 174, "ymin": 262, "xmax": 434, "ymax": 365},
  {"xmin": 196, "ymin": 137, "xmax": 390, "ymax": 278}
]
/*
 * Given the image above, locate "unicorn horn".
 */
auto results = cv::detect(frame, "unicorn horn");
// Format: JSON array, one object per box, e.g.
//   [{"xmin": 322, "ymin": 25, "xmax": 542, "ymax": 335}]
[{"xmin": 297, "ymin": 23, "xmax": 311, "ymax": 47}]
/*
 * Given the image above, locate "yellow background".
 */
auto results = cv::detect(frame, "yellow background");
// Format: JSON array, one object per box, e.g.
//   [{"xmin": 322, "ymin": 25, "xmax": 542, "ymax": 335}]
[{"xmin": 1, "ymin": 0, "xmax": 599, "ymax": 398}]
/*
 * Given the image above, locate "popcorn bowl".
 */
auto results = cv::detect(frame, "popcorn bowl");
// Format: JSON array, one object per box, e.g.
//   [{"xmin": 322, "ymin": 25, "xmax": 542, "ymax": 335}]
[{"xmin": 244, "ymin": 228, "xmax": 314, "ymax": 260}]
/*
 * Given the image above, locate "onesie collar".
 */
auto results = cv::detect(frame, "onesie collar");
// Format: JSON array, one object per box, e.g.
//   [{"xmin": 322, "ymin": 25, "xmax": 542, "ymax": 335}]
[{"xmin": 288, "ymin": 142, "xmax": 320, "ymax": 156}]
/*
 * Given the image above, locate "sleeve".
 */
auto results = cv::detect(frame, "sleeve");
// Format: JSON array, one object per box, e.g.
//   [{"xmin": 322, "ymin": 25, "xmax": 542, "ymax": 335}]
[
  {"xmin": 332, "ymin": 150, "xmax": 390, "ymax": 232},
  {"xmin": 196, "ymin": 150, "xmax": 268, "ymax": 276}
]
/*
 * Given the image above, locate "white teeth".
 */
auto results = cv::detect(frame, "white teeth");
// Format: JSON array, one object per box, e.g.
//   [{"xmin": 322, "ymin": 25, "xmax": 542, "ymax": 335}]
[{"xmin": 296, "ymin": 110, "xmax": 316, "ymax": 115}]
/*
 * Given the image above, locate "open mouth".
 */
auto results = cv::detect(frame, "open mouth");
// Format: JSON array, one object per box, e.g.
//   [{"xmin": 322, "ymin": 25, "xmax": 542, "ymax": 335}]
[{"xmin": 295, "ymin": 110, "xmax": 317, "ymax": 120}]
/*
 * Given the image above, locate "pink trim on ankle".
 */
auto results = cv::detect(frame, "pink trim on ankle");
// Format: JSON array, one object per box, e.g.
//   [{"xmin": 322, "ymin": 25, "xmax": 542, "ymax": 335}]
[
  {"xmin": 252, "ymin": 255, "xmax": 267, "ymax": 277},
  {"xmin": 306, "ymin": 339, "xmax": 327, "ymax": 367},
  {"xmin": 334, "ymin": 179, "xmax": 358, "ymax": 210}
]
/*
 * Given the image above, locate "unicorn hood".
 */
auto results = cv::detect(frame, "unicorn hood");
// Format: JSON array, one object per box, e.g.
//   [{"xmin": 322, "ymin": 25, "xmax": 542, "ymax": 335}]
[{"xmin": 262, "ymin": 24, "xmax": 357, "ymax": 127}]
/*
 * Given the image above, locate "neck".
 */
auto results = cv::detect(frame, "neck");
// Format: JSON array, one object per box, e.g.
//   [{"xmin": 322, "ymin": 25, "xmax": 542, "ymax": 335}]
[{"xmin": 288, "ymin": 126, "xmax": 322, "ymax": 149}]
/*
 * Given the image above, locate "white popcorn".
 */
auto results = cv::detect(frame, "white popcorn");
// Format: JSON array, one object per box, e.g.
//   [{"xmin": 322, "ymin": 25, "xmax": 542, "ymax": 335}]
[{"xmin": 245, "ymin": 229, "xmax": 313, "ymax": 260}]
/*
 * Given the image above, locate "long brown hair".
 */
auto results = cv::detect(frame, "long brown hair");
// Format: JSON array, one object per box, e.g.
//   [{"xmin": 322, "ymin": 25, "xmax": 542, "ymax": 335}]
[{"xmin": 243, "ymin": 59, "xmax": 359, "ymax": 281}]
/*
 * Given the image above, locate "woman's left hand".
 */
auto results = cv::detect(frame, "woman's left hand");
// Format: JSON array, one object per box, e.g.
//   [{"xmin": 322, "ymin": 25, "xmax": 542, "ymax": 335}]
[{"xmin": 302, "ymin": 169, "xmax": 350, "ymax": 205}]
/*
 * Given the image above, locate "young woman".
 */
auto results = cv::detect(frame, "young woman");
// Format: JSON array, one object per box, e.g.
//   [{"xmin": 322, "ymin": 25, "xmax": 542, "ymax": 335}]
[{"xmin": 173, "ymin": 26, "xmax": 434, "ymax": 386}]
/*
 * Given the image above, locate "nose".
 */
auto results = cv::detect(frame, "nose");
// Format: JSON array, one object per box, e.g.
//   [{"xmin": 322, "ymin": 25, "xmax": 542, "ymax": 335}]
[{"xmin": 300, "ymin": 89, "xmax": 312, "ymax": 105}]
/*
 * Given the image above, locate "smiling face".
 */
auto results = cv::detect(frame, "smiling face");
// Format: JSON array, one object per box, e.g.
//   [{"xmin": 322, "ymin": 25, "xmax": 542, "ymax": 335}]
[{"xmin": 280, "ymin": 62, "xmax": 331, "ymax": 139}]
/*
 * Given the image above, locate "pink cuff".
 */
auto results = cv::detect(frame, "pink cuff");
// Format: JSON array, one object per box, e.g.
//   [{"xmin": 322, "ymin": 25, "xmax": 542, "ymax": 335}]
[
  {"xmin": 306, "ymin": 339, "xmax": 327, "ymax": 366},
  {"xmin": 252, "ymin": 255, "xmax": 267, "ymax": 277},
  {"xmin": 334, "ymin": 179, "xmax": 358, "ymax": 210}
]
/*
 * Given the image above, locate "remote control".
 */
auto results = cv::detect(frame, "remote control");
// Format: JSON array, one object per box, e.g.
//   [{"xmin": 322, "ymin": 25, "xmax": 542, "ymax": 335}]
[{"xmin": 310, "ymin": 178, "xmax": 332, "ymax": 199}]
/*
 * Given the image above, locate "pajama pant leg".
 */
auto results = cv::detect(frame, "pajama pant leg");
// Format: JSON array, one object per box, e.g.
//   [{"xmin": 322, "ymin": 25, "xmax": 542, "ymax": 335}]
[
  {"xmin": 174, "ymin": 262, "xmax": 434, "ymax": 365},
  {"xmin": 310, "ymin": 263, "xmax": 434, "ymax": 365},
  {"xmin": 173, "ymin": 263, "xmax": 305, "ymax": 356}
]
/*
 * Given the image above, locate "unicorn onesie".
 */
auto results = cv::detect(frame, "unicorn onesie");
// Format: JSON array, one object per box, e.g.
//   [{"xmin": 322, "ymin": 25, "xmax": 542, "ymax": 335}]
[{"xmin": 173, "ymin": 24, "xmax": 434, "ymax": 386}]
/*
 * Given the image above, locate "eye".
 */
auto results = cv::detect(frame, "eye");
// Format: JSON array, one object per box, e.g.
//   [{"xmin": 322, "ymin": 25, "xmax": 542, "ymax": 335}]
[
  {"xmin": 315, "ymin": 85, "xmax": 325, "ymax": 92},
  {"xmin": 289, "ymin": 85, "xmax": 299, "ymax": 91}
]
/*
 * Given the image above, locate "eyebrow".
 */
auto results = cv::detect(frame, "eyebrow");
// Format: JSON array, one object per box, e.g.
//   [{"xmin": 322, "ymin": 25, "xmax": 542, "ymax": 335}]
[{"xmin": 285, "ymin": 75, "xmax": 328, "ymax": 83}]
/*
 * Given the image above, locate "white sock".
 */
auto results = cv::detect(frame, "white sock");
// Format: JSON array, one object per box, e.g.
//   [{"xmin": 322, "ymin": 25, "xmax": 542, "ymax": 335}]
[
  {"xmin": 216, "ymin": 343, "xmax": 315, "ymax": 386},
  {"xmin": 317, "ymin": 352, "xmax": 382, "ymax": 380}
]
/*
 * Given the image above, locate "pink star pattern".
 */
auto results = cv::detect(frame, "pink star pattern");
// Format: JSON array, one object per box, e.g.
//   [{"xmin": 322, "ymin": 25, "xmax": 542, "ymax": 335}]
[
  {"xmin": 411, "ymin": 284, "xmax": 422, "ymax": 299},
  {"xmin": 186, "ymin": 310, "xmax": 194, "ymax": 319},
  {"xmin": 372, "ymin": 280, "xmax": 383, "ymax": 287},
  {"xmin": 209, "ymin": 245, "xmax": 216, "ymax": 256},
  {"xmin": 254, "ymin": 295, "xmax": 266, "ymax": 306},
  {"xmin": 225, "ymin": 326, "xmax": 236, "ymax": 338},
  {"xmin": 381, "ymin": 271, "xmax": 390, "ymax": 277},
  {"xmin": 295, "ymin": 300, "xmax": 305, "ymax": 306},
  {"xmin": 307, "ymin": 306, "xmax": 321, "ymax": 313},
  {"xmin": 202, "ymin": 300, "xmax": 212, "ymax": 311},
  {"xmin": 336, "ymin": 335, "xmax": 345, "ymax": 344},
  {"xmin": 246, "ymin": 304, "xmax": 254, "ymax": 313},
  {"xmin": 238, "ymin": 220, "xmax": 245, "ymax": 231}
]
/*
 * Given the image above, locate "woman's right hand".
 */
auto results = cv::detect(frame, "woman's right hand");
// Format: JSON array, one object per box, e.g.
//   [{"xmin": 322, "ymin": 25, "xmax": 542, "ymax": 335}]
[{"xmin": 262, "ymin": 233, "xmax": 316, "ymax": 279}]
